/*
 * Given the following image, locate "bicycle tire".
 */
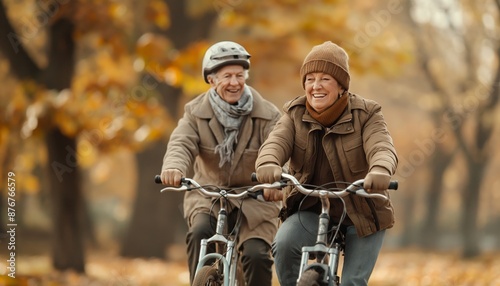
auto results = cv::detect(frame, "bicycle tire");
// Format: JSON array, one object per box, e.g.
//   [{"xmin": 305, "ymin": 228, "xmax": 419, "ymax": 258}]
[
  {"xmin": 297, "ymin": 269, "xmax": 325, "ymax": 286},
  {"xmin": 192, "ymin": 265, "xmax": 223, "ymax": 286}
]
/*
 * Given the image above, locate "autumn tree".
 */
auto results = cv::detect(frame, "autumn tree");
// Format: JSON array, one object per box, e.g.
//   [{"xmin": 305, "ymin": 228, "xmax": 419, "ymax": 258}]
[
  {"xmin": 395, "ymin": 0, "xmax": 460, "ymax": 249},
  {"xmin": 0, "ymin": 0, "xmax": 173, "ymax": 271},
  {"xmin": 0, "ymin": 0, "xmax": 87, "ymax": 271},
  {"xmin": 406, "ymin": 0, "xmax": 500, "ymax": 256}
]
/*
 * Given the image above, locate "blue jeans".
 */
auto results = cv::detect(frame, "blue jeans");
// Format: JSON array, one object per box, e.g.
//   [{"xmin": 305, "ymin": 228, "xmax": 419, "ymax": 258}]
[{"xmin": 272, "ymin": 211, "xmax": 386, "ymax": 286}]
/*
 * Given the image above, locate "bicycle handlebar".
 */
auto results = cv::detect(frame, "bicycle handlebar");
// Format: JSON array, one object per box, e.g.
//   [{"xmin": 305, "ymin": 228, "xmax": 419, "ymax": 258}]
[
  {"xmin": 251, "ymin": 172, "xmax": 397, "ymax": 200},
  {"xmin": 154, "ymin": 174, "xmax": 285, "ymax": 201}
]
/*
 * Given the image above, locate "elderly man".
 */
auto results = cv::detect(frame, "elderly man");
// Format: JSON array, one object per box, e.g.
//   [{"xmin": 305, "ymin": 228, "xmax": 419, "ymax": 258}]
[{"xmin": 160, "ymin": 41, "xmax": 281, "ymax": 286}]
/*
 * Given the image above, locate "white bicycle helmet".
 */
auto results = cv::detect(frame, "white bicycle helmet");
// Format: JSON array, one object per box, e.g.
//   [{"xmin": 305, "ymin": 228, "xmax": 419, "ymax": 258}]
[{"xmin": 202, "ymin": 41, "xmax": 251, "ymax": 83}]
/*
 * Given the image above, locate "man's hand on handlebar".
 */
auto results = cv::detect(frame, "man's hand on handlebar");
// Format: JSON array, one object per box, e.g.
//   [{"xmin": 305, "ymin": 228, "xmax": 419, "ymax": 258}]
[{"xmin": 160, "ymin": 169, "xmax": 184, "ymax": 186}]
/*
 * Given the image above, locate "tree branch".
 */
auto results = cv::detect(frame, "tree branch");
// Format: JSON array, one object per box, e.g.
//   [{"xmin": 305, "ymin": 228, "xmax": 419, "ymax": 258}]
[
  {"xmin": 0, "ymin": 0, "xmax": 42, "ymax": 82},
  {"xmin": 406, "ymin": 0, "xmax": 471, "ymax": 162},
  {"xmin": 475, "ymin": 46, "xmax": 500, "ymax": 154}
]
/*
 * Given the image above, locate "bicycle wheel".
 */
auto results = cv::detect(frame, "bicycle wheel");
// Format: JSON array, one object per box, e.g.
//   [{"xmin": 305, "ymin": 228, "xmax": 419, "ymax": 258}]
[
  {"xmin": 192, "ymin": 265, "xmax": 223, "ymax": 286},
  {"xmin": 297, "ymin": 269, "xmax": 326, "ymax": 286}
]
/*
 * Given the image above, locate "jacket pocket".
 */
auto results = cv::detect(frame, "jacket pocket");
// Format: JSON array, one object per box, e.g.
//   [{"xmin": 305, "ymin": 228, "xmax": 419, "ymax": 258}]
[
  {"xmin": 290, "ymin": 134, "xmax": 307, "ymax": 173},
  {"xmin": 231, "ymin": 149, "xmax": 259, "ymax": 185},
  {"xmin": 199, "ymin": 144, "xmax": 217, "ymax": 162},
  {"xmin": 342, "ymin": 135, "xmax": 367, "ymax": 174}
]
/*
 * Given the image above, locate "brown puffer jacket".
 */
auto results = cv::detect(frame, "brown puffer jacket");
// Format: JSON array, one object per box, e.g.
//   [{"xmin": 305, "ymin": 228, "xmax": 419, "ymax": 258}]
[
  {"xmin": 256, "ymin": 93, "xmax": 398, "ymax": 237},
  {"xmin": 162, "ymin": 86, "xmax": 282, "ymax": 248}
]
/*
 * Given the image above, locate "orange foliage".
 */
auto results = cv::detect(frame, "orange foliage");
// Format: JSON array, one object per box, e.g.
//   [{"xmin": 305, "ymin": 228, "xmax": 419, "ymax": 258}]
[
  {"xmin": 215, "ymin": 0, "xmax": 413, "ymax": 79},
  {"xmin": 0, "ymin": 0, "xmax": 413, "ymax": 195}
]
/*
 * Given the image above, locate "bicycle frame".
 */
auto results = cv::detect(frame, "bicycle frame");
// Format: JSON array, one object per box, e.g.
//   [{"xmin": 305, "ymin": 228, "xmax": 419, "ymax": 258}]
[
  {"xmin": 196, "ymin": 188, "xmax": 240, "ymax": 286},
  {"xmin": 155, "ymin": 175, "xmax": 283, "ymax": 286},
  {"xmin": 279, "ymin": 173, "xmax": 397, "ymax": 286},
  {"xmin": 297, "ymin": 189, "xmax": 344, "ymax": 285}
]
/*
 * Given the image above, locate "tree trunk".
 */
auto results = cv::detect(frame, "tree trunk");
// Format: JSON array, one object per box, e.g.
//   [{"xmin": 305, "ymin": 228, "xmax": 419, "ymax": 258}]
[
  {"xmin": 121, "ymin": 84, "xmax": 186, "ymax": 257},
  {"xmin": 398, "ymin": 187, "xmax": 417, "ymax": 247},
  {"xmin": 43, "ymin": 17, "xmax": 86, "ymax": 271},
  {"xmin": 460, "ymin": 47, "xmax": 500, "ymax": 258},
  {"xmin": 46, "ymin": 129, "xmax": 86, "ymax": 271},
  {"xmin": 419, "ymin": 145, "xmax": 453, "ymax": 248},
  {"xmin": 120, "ymin": 0, "xmax": 217, "ymax": 258},
  {"xmin": 461, "ymin": 161, "xmax": 485, "ymax": 258},
  {"xmin": 120, "ymin": 139, "xmax": 186, "ymax": 258}
]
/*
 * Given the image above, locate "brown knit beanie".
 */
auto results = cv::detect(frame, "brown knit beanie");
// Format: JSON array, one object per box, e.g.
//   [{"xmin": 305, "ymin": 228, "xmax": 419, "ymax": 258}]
[{"xmin": 300, "ymin": 41, "xmax": 350, "ymax": 90}]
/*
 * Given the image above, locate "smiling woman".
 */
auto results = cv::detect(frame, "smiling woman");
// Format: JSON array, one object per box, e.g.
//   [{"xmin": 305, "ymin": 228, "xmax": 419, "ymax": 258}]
[
  {"xmin": 255, "ymin": 40, "xmax": 398, "ymax": 286},
  {"xmin": 304, "ymin": 73, "xmax": 345, "ymax": 113},
  {"xmin": 301, "ymin": 41, "xmax": 351, "ymax": 123}
]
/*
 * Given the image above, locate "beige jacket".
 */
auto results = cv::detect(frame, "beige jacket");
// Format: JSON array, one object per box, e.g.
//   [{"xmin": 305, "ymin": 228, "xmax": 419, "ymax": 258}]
[
  {"xmin": 162, "ymin": 86, "xmax": 281, "ymax": 247},
  {"xmin": 256, "ymin": 94, "xmax": 398, "ymax": 237}
]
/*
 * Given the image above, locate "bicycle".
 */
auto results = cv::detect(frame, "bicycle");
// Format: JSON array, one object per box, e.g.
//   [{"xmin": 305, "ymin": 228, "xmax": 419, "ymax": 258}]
[
  {"xmin": 154, "ymin": 174, "xmax": 284, "ymax": 286},
  {"xmin": 274, "ymin": 173, "xmax": 398, "ymax": 286}
]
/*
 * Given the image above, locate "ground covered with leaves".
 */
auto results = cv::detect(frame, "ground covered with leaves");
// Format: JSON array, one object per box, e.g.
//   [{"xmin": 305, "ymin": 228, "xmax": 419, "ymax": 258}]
[{"xmin": 1, "ymin": 248, "xmax": 499, "ymax": 285}]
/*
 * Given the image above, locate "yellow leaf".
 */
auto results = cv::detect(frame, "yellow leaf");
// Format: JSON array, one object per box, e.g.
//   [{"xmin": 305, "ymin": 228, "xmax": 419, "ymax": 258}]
[{"xmin": 146, "ymin": 0, "xmax": 170, "ymax": 29}]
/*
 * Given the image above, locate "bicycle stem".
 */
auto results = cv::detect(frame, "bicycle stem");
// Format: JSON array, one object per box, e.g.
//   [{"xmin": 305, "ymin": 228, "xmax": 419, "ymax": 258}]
[
  {"xmin": 317, "ymin": 190, "xmax": 331, "ymax": 248},
  {"xmin": 216, "ymin": 190, "xmax": 228, "ymax": 236}
]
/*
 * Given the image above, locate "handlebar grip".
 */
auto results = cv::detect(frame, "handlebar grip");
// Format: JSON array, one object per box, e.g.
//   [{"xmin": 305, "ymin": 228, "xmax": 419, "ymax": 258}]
[
  {"xmin": 154, "ymin": 175, "xmax": 162, "ymax": 184},
  {"xmin": 251, "ymin": 172, "xmax": 257, "ymax": 182},
  {"xmin": 388, "ymin": 180, "xmax": 398, "ymax": 190},
  {"xmin": 155, "ymin": 175, "xmax": 188, "ymax": 185}
]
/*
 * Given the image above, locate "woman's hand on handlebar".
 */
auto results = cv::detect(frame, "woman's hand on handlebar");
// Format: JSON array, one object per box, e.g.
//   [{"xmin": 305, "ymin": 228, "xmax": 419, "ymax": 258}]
[
  {"xmin": 255, "ymin": 164, "xmax": 282, "ymax": 183},
  {"xmin": 160, "ymin": 169, "xmax": 184, "ymax": 186},
  {"xmin": 263, "ymin": 188, "xmax": 283, "ymax": 201},
  {"xmin": 363, "ymin": 166, "xmax": 391, "ymax": 192}
]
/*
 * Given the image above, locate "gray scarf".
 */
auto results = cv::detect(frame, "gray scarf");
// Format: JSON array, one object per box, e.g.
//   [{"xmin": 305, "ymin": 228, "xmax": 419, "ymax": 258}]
[{"xmin": 208, "ymin": 85, "xmax": 253, "ymax": 167}]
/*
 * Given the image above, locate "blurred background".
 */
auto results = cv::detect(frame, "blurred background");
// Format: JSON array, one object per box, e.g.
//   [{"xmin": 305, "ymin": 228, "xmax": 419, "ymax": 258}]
[{"xmin": 0, "ymin": 0, "xmax": 499, "ymax": 285}]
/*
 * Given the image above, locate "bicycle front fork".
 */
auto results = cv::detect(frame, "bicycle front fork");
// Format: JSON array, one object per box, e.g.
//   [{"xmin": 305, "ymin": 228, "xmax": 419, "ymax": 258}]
[
  {"xmin": 298, "ymin": 243, "xmax": 342, "ymax": 286},
  {"xmin": 196, "ymin": 238, "xmax": 237, "ymax": 286}
]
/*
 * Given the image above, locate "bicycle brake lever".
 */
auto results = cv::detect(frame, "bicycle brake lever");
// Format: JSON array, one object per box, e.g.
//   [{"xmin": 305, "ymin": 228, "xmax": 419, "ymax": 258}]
[
  {"xmin": 346, "ymin": 188, "xmax": 358, "ymax": 194},
  {"xmin": 347, "ymin": 188, "xmax": 371, "ymax": 197},
  {"xmin": 247, "ymin": 189, "xmax": 265, "ymax": 201}
]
